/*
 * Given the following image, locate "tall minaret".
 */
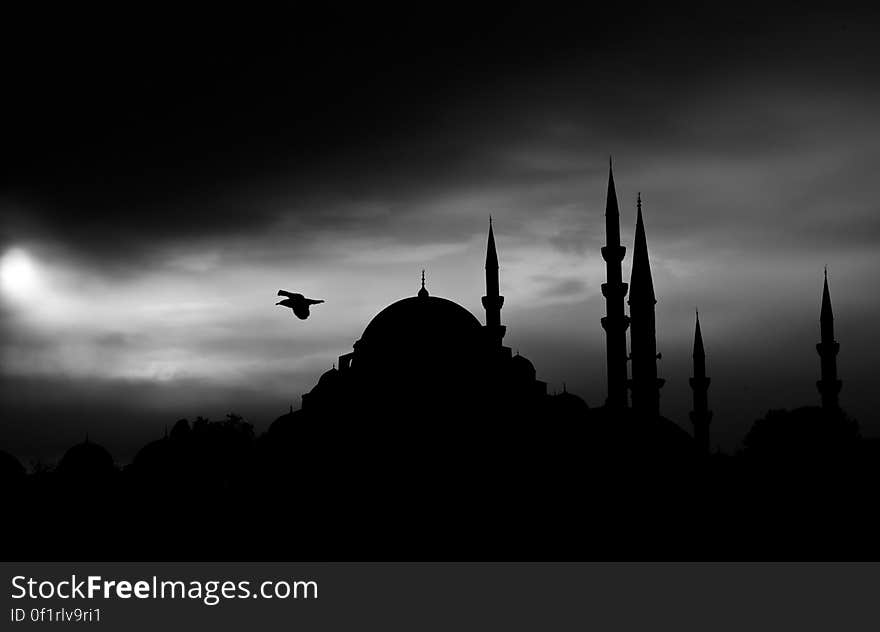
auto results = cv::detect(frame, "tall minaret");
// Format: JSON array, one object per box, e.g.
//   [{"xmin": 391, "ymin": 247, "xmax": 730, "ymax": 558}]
[
  {"xmin": 600, "ymin": 159, "xmax": 630, "ymax": 409},
  {"xmin": 482, "ymin": 217, "xmax": 506, "ymax": 348},
  {"xmin": 816, "ymin": 268, "xmax": 841, "ymax": 410},
  {"xmin": 628, "ymin": 193, "xmax": 664, "ymax": 417},
  {"xmin": 689, "ymin": 311, "xmax": 712, "ymax": 454}
]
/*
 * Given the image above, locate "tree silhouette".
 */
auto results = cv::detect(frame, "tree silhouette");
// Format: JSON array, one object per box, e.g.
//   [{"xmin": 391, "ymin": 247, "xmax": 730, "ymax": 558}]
[{"xmin": 743, "ymin": 406, "xmax": 860, "ymax": 461}]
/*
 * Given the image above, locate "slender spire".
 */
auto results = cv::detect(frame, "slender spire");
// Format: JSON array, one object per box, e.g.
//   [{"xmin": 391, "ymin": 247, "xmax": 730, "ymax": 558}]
[
  {"xmin": 486, "ymin": 218, "xmax": 499, "ymax": 272},
  {"xmin": 600, "ymin": 157, "xmax": 630, "ymax": 410},
  {"xmin": 817, "ymin": 268, "xmax": 841, "ymax": 410},
  {"xmin": 820, "ymin": 267, "xmax": 834, "ymax": 341},
  {"xmin": 630, "ymin": 193, "xmax": 655, "ymax": 303},
  {"xmin": 482, "ymin": 218, "xmax": 505, "ymax": 347},
  {"xmin": 628, "ymin": 193, "xmax": 663, "ymax": 417},
  {"xmin": 694, "ymin": 310, "xmax": 705, "ymax": 363},
  {"xmin": 605, "ymin": 157, "xmax": 621, "ymax": 247},
  {"xmin": 689, "ymin": 310, "xmax": 712, "ymax": 454}
]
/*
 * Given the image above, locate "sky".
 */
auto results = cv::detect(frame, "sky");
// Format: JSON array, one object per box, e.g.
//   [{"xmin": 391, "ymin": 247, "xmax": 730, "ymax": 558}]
[{"xmin": 1, "ymin": 7, "xmax": 879, "ymax": 463}]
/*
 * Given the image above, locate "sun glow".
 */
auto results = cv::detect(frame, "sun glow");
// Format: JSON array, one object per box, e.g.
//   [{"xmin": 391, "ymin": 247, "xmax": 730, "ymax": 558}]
[{"xmin": 0, "ymin": 248, "xmax": 42, "ymax": 302}]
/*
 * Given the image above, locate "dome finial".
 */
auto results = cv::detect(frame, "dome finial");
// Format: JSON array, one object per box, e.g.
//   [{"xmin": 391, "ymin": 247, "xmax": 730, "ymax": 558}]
[{"xmin": 418, "ymin": 269, "xmax": 429, "ymax": 298}]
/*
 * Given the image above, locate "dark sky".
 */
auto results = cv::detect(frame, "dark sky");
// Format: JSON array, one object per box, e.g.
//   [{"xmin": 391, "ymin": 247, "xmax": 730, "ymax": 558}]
[{"xmin": 2, "ymin": 6, "xmax": 879, "ymax": 463}]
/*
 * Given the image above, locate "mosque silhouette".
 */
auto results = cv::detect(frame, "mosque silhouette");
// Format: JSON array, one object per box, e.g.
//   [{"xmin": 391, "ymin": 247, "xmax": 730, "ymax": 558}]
[
  {"xmin": 267, "ymin": 160, "xmax": 842, "ymax": 459},
  {"xmin": 2, "ymin": 162, "xmax": 873, "ymax": 561}
]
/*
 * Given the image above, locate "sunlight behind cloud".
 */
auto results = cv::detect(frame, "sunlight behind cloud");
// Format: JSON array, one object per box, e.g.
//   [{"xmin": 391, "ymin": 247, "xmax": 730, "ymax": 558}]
[{"xmin": 0, "ymin": 248, "xmax": 42, "ymax": 304}]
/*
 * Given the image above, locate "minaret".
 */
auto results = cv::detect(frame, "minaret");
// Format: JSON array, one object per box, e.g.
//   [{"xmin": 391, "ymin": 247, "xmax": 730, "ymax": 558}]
[
  {"xmin": 600, "ymin": 158, "xmax": 630, "ymax": 409},
  {"xmin": 816, "ymin": 268, "xmax": 841, "ymax": 410},
  {"xmin": 482, "ymin": 217, "xmax": 506, "ymax": 347},
  {"xmin": 628, "ymin": 193, "xmax": 664, "ymax": 417},
  {"xmin": 689, "ymin": 311, "xmax": 712, "ymax": 454}
]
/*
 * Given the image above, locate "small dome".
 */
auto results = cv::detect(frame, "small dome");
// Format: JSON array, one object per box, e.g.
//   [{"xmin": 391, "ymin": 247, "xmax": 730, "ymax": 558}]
[
  {"xmin": 267, "ymin": 407, "xmax": 306, "ymax": 437},
  {"xmin": 306, "ymin": 367, "xmax": 341, "ymax": 403},
  {"xmin": 57, "ymin": 439, "xmax": 115, "ymax": 478},
  {"xmin": 317, "ymin": 367, "xmax": 339, "ymax": 387},
  {"xmin": 551, "ymin": 390, "xmax": 590, "ymax": 417},
  {"xmin": 132, "ymin": 437, "xmax": 173, "ymax": 470},
  {"xmin": 510, "ymin": 353, "xmax": 537, "ymax": 381}
]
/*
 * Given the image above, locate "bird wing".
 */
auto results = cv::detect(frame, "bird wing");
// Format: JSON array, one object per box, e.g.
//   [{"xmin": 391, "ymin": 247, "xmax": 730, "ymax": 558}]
[
  {"xmin": 277, "ymin": 290, "xmax": 304, "ymax": 300},
  {"xmin": 293, "ymin": 304, "xmax": 310, "ymax": 319}
]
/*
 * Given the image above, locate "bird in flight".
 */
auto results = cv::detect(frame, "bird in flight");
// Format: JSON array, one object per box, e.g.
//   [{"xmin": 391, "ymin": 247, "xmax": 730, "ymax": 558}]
[{"xmin": 276, "ymin": 290, "xmax": 325, "ymax": 320}]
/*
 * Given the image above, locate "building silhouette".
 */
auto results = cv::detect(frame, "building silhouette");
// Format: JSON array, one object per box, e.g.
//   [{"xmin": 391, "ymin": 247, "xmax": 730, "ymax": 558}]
[
  {"xmin": 817, "ymin": 268, "xmax": 842, "ymax": 410},
  {"xmin": 689, "ymin": 311, "xmax": 712, "ymax": 454},
  {"xmin": 9, "ymin": 162, "xmax": 877, "ymax": 562},
  {"xmin": 33, "ymin": 167, "xmax": 863, "ymax": 486},
  {"xmin": 627, "ymin": 193, "xmax": 665, "ymax": 418},
  {"xmin": 297, "ymin": 220, "xmax": 548, "ymax": 427},
  {"xmin": 600, "ymin": 160, "xmax": 630, "ymax": 410},
  {"xmin": 482, "ymin": 217, "xmax": 506, "ymax": 349},
  {"xmin": 286, "ymin": 185, "xmax": 699, "ymax": 461},
  {"xmin": 56, "ymin": 435, "xmax": 115, "ymax": 479},
  {"xmin": 288, "ymin": 172, "xmax": 712, "ymax": 454}
]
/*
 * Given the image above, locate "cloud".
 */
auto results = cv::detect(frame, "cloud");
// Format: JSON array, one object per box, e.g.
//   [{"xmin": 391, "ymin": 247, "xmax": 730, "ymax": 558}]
[{"xmin": 534, "ymin": 277, "xmax": 590, "ymax": 300}]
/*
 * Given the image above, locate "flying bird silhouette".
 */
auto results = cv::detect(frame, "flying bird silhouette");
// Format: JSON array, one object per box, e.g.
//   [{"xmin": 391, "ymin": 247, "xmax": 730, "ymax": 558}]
[{"xmin": 276, "ymin": 290, "xmax": 325, "ymax": 320}]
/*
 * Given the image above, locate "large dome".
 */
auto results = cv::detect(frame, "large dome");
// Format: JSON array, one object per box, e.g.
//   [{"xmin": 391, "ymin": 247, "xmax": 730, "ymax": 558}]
[
  {"xmin": 359, "ymin": 294, "xmax": 482, "ymax": 348},
  {"xmin": 348, "ymin": 290, "xmax": 487, "ymax": 400}
]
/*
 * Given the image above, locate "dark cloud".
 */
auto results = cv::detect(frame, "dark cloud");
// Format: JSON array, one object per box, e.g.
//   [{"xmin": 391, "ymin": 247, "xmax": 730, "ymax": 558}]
[{"xmin": 4, "ymin": 6, "xmax": 878, "ymax": 261}]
